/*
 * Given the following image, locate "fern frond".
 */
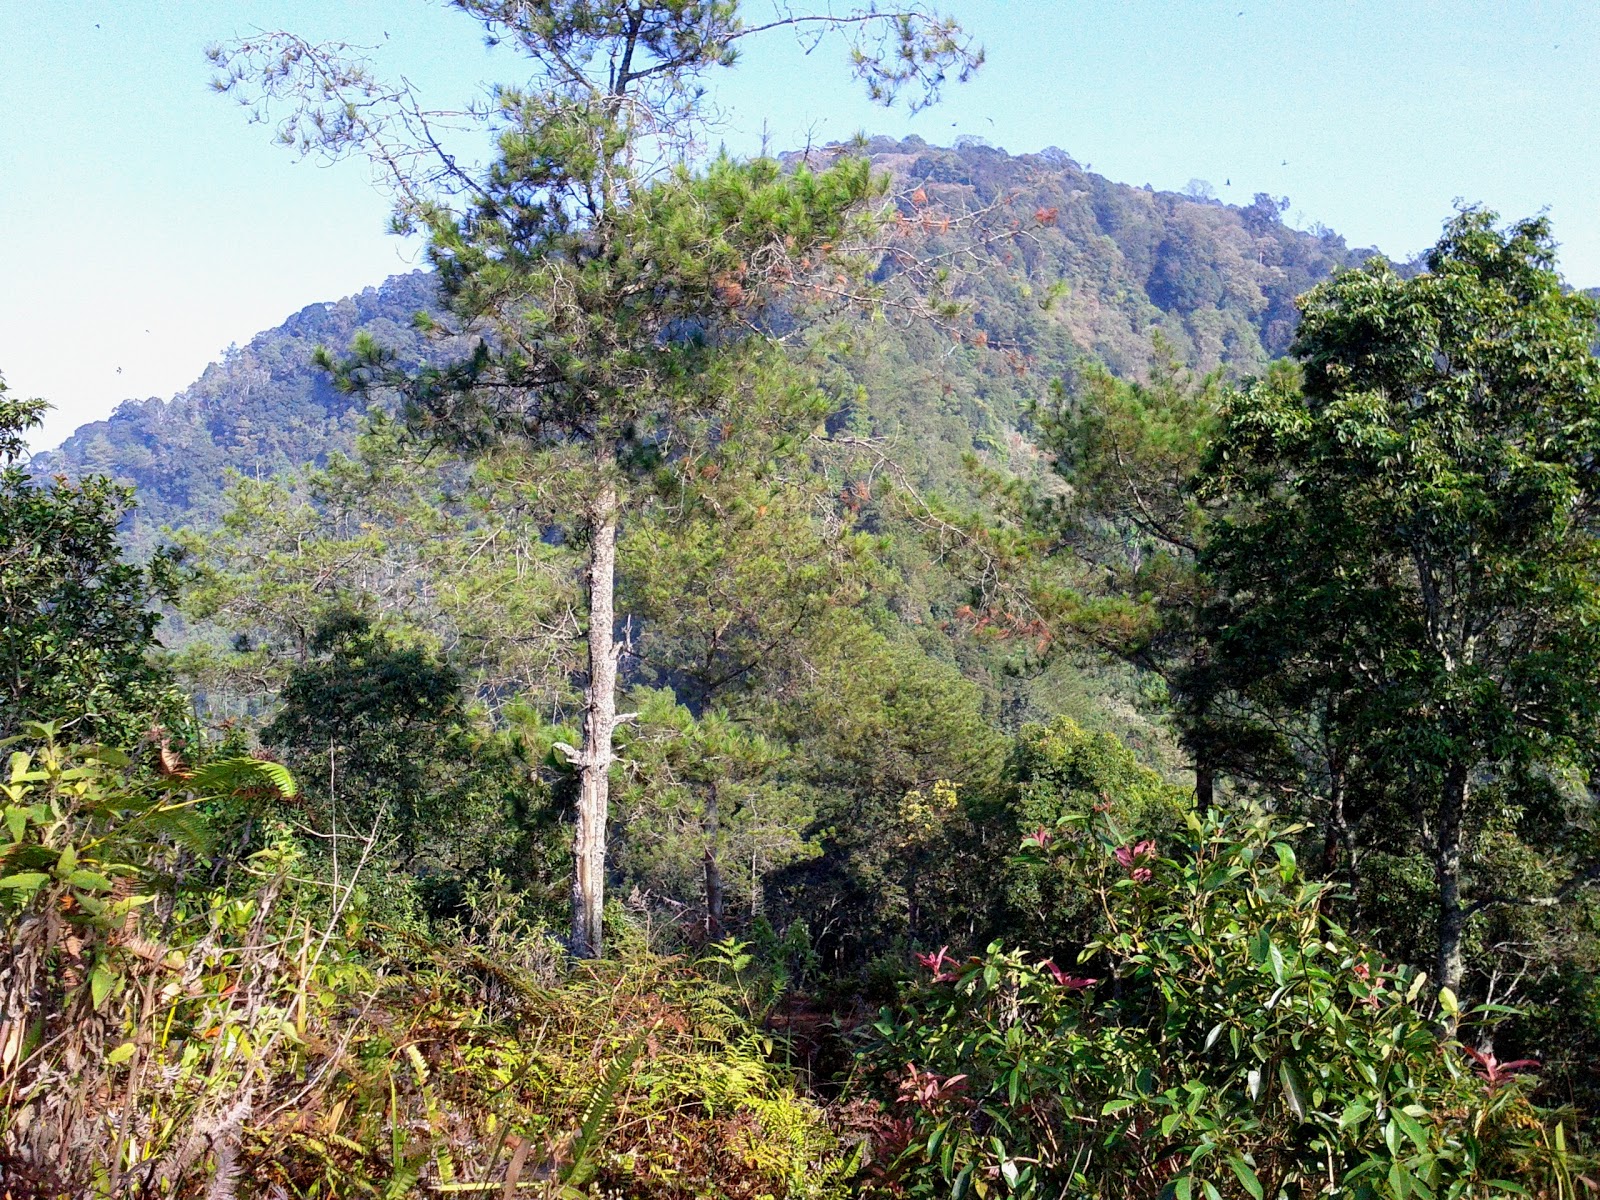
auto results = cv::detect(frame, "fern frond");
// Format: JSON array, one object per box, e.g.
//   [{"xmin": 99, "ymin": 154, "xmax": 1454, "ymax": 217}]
[
  {"xmin": 143, "ymin": 806, "xmax": 214, "ymax": 854},
  {"xmin": 187, "ymin": 757, "xmax": 298, "ymax": 800},
  {"xmin": 561, "ymin": 1033, "xmax": 646, "ymax": 1187}
]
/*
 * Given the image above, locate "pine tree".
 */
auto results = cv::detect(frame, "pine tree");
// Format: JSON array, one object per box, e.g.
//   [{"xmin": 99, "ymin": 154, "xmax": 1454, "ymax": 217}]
[{"xmin": 212, "ymin": 2, "xmax": 982, "ymax": 956}]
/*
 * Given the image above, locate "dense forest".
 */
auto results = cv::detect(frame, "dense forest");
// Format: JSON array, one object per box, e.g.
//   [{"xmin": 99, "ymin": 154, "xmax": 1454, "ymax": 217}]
[{"xmin": 4, "ymin": 5, "xmax": 1598, "ymax": 1199}]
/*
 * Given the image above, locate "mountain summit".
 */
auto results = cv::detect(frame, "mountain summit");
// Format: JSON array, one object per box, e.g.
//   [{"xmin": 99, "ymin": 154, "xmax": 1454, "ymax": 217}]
[{"xmin": 36, "ymin": 138, "xmax": 1376, "ymax": 540}]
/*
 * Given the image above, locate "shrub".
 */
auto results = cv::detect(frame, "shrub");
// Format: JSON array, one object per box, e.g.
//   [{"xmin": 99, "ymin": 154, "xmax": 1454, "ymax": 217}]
[
  {"xmin": 0, "ymin": 730, "xmax": 857, "ymax": 1198},
  {"xmin": 1004, "ymin": 716, "xmax": 1191, "ymax": 952},
  {"xmin": 865, "ymin": 808, "xmax": 1587, "ymax": 1198}
]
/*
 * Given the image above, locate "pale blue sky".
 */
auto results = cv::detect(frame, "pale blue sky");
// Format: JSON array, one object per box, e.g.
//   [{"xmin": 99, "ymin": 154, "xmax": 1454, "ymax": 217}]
[{"xmin": 4, "ymin": 1, "xmax": 1597, "ymax": 449}]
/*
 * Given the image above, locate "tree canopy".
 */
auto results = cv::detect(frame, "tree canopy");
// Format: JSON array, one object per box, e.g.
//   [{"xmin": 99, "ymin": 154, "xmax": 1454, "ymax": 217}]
[{"xmin": 1193, "ymin": 210, "xmax": 1600, "ymax": 998}]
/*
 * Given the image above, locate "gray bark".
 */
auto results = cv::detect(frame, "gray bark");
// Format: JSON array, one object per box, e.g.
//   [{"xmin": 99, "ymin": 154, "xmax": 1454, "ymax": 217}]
[
  {"xmin": 571, "ymin": 479, "xmax": 619, "ymax": 959},
  {"xmin": 1434, "ymin": 761, "xmax": 1469, "ymax": 1003}
]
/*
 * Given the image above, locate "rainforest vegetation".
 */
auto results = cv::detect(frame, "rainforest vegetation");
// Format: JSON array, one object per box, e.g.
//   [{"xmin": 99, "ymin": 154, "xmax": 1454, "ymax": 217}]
[{"xmin": 4, "ymin": 4, "xmax": 1599, "ymax": 1197}]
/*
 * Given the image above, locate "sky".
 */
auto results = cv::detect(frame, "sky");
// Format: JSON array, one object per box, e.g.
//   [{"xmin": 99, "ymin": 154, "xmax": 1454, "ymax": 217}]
[{"xmin": 3, "ymin": 1, "xmax": 1597, "ymax": 451}]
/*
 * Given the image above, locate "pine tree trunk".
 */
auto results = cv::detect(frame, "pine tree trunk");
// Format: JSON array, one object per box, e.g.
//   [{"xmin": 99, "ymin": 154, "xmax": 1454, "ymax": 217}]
[
  {"xmin": 571, "ymin": 478, "xmax": 619, "ymax": 959},
  {"xmin": 1434, "ymin": 761, "xmax": 1469, "ymax": 1004}
]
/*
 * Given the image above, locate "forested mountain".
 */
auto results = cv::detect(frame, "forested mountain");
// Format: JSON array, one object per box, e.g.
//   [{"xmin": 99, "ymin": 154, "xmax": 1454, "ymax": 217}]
[
  {"xmin": 32, "ymin": 271, "xmax": 438, "ymax": 544},
  {"xmin": 15, "ymin": 4, "xmax": 1595, "ymax": 1186},
  {"xmin": 35, "ymin": 137, "xmax": 1374, "ymax": 539}
]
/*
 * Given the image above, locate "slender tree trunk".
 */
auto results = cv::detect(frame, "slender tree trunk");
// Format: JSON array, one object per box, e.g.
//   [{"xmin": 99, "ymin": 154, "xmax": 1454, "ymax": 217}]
[
  {"xmin": 1324, "ymin": 764, "xmax": 1365, "ymax": 904},
  {"xmin": 1321, "ymin": 767, "xmax": 1345, "ymax": 878},
  {"xmin": 703, "ymin": 783, "xmax": 724, "ymax": 937},
  {"xmin": 1194, "ymin": 759, "xmax": 1214, "ymax": 815},
  {"xmin": 571, "ymin": 478, "xmax": 619, "ymax": 959},
  {"xmin": 1434, "ymin": 761, "xmax": 1469, "ymax": 1003}
]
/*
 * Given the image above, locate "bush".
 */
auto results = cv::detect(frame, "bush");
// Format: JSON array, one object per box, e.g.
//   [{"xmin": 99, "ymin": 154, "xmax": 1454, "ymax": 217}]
[
  {"xmin": 1004, "ymin": 716, "xmax": 1191, "ymax": 952},
  {"xmin": 0, "ymin": 731, "xmax": 857, "ymax": 1198},
  {"xmin": 865, "ymin": 808, "xmax": 1587, "ymax": 1198}
]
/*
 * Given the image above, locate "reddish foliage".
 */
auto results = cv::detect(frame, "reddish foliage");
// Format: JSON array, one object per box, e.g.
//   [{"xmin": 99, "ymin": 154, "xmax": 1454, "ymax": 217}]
[{"xmin": 1041, "ymin": 960, "xmax": 1097, "ymax": 990}]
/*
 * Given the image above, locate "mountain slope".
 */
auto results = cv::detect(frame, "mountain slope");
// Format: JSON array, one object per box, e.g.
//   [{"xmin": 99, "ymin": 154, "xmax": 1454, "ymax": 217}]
[
  {"xmin": 34, "ymin": 271, "xmax": 439, "ymax": 544},
  {"xmin": 35, "ymin": 138, "xmax": 1379, "ymax": 536}
]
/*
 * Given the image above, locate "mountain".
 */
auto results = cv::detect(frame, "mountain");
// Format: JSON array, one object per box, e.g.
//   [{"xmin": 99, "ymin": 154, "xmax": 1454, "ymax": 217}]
[
  {"xmin": 32, "ymin": 271, "xmax": 438, "ymax": 546},
  {"xmin": 34, "ymin": 137, "xmax": 1379, "ymax": 536}
]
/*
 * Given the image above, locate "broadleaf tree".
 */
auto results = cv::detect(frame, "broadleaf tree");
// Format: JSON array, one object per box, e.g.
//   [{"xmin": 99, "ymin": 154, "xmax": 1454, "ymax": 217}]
[
  {"xmin": 212, "ymin": 2, "xmax": 983, "ymax": 956},
  {"xmin": 0, "ymin": 377, "xmax": 184, "ymax": 747},
  {"xmin": 1193, "ymin": 210, "xmax": 1600, "ymax": 1001}
]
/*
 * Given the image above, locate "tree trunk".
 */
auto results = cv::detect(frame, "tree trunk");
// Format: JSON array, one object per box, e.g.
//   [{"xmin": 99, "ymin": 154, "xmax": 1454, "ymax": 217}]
[
  {"xmin": 1317, "ymin": 766, "xmax": 1357, "ymax": 915},
  {"xmin": 1434, "ymin": 761, "xmax": 1469, "ymax": 1005},
  {"xmin": 1194, "ymin": 759, "xmax": 1214, "ymax": 815},
  {"xmin": 703, "ymin": 781, "xmax": 725, "ymax": 936},
  {"xmin": 571, "ymin": 478, "xmax": 619, "ymax": 959}
]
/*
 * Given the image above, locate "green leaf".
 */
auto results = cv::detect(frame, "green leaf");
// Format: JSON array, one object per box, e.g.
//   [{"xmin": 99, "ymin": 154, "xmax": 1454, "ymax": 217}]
[
  {"xmin": 1228, "ymin": 1156, "xmax": 1264, "ymax": 1200},
  {"xmin": 1392, "ymin": 1108, "xmax": 1428, "ymax": 1152},
  {"xmin": 1266, "ymin": 940, "xmax": 1286, "ymax": 985},
  {"xmin": 1249, "ymin": 928, "xmax": 1270, "ymax": 965},
  {"xmin": 562, "ymin": 1034, "xmax": 644, "ymax": 1187},
  {"xmin": 0, "ymin": 871, "xmax": 49, "ymax": 890},
  {"xmin": 68, "ymin": 869, "xmax": 113, "ymax": 893},
  {"xmin": 89, "ymin": 964, "xmax": 115, "ymax": 1010},
  {"xmin": 1273, "ymin": 841, "xmax": 1297, "ymax": 879},
  {"xmin": 1340, "ymin": 1099, "xmax": 1373, "ymax": 1129},
  {"xmin": 106, "ymin": 1041, "xmax": 136, "ymax": 1066},
  {"xmin": 1437, "ymin": 986, "xmax": 1458, "ymax": 1017},
  {"xmin": 1279, "ymin": 1061, "xmax": 1309, "ymax": 1121},
  {"xmin": 188, "ymin": 756, "xmax": 299, "ymax": 799},
  {"xmin": 1389, "ymin": 1159, "xmax": 1411, "ymax": 1200}
]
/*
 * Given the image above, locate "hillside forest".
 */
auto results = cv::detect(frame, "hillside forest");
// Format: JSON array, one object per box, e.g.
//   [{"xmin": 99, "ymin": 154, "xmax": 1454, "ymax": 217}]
[{"xmin": 4, "ymin": 5, "xmax": 1600, "ymax": 1198}]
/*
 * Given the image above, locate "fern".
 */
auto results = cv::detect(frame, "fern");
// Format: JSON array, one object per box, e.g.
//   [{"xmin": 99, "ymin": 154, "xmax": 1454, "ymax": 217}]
[
  {"xmin": 187, "ymin": 756, "xmax": 298, "ymax": 799},
  {"xmin": 142, "ymin": 805, "xmax": 212, "ymax": 854},
  {"xmin": 560, "ymin": 1033, "xmax": 646, "ymax": 1189}
]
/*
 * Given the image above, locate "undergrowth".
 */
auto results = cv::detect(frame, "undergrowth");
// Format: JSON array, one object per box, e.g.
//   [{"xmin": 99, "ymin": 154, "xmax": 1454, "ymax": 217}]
[{"xmin": 0, "ymin": 730, "xmax": 859, "ymax": 1198}]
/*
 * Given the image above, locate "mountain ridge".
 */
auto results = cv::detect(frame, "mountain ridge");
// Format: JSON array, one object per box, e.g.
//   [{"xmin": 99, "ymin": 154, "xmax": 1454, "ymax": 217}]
[{"xmin": 34, "ymin": 136, "xmax": 1381, "ymax": 539}]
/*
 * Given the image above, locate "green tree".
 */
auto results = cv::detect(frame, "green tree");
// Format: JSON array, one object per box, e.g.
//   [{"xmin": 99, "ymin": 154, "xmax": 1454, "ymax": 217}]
[
  {"xmin": 768, "ymin": 629, "xmax": 1010, "ymax": 968},
  {"xmin": 1003, "ymin": 715, "xmax": 1190, "ymax": 949},
  {"xmin": 0, "ymin": 378, "xmax": 183, "ymax": 746},
  {"xmin": 178, "ymin": 418, "xmax": 580, "ymax": 722},
  {"xmin": 213, "ymin": 2, "xmax": 982, "ymax": 957},
  {"xmin": 616, "ymin": 687, "xmax": 817, "ymax": 933},
  {"xmin": 1194, "ymin": 211, "xmax": 1600, "ymax": 1001},
  {"xmin": 1030, "ymin": 354, "xmax": 1234, "ymax": 806},
  {"xmin": 262, "ymin": 609, "xmax": 557, "ymax": 924}
]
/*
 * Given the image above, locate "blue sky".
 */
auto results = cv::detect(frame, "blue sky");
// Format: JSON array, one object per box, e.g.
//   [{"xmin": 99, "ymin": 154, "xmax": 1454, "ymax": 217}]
[{"xmin": 3, "ymin": 1, "xmax": 1597, "ymax": 449}]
